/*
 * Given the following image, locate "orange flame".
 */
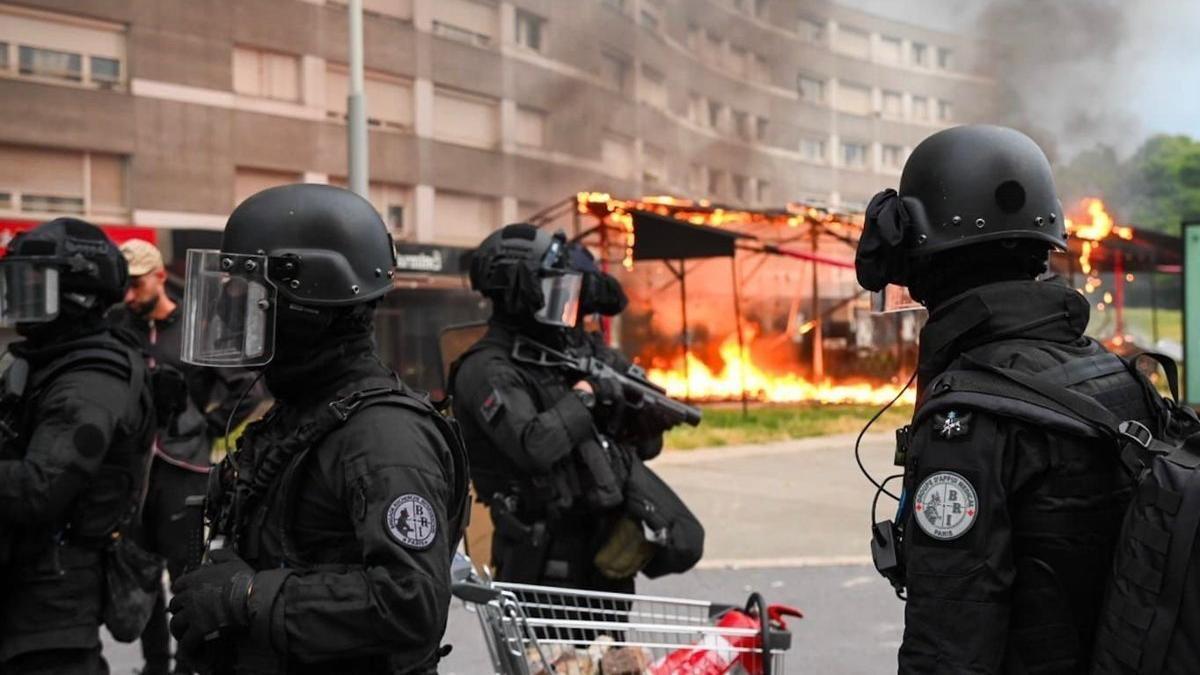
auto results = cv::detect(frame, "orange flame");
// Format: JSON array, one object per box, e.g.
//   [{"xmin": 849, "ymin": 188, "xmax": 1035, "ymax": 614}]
[
  {"xmin": 1064, "ymin": 197, "xmax": 1131, "ymax": 278},
  {"xmin": 645, "ymin": 331, "xmax": 914, "ymax": 405}
]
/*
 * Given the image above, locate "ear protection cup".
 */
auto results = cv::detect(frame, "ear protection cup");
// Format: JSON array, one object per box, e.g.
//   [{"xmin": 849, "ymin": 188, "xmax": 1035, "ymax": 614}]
[{"xmin": 855, "ymin": 189, "xmax": 913, "ymax": 291}]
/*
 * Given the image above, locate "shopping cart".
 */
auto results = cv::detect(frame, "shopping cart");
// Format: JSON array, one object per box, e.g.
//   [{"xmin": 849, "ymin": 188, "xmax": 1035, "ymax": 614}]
[{"xmin": 451, "ymin": 555, "xmax": 800, "ymax": 675}]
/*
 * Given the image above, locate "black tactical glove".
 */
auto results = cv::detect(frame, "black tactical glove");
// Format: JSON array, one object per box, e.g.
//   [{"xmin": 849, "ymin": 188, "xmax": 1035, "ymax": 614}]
[
  {"xmin": 168, "ymin": 548, "xmax": 254, "ymax": 665},
  {"xmin": 587, "ymin": 370, "xmax": 626, "ymax": 432}
]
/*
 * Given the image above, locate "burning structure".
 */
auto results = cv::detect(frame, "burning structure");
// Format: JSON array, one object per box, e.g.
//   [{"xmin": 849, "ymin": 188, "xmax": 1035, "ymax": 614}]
[{"xmin": 530, "ymin": 193, "xmax": 918, "ymax": 405}]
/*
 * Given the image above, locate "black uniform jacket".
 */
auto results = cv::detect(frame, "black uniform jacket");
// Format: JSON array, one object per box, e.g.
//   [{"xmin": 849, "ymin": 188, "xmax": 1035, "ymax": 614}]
[
  {"xmin": 0, "ymin": 330, "xmax": 153, "ymax": 661},
  {"xmin": 228, "ymin": 348, "xmax": 460, "ymax": 674},
  {"xmin": 899, "ymin": 280, "xmax": 1160, "ymax": 674}
]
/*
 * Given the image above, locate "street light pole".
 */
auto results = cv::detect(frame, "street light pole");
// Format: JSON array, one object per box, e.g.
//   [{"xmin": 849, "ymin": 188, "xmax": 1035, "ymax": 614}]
[{"xmin": 347, "ymin": 0, "xmax": 369, "ymax": 198}]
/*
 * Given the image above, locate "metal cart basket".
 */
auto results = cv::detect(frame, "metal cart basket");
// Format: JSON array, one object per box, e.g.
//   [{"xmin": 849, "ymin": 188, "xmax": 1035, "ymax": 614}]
[{"xmin": 452, "ymin": 558, "xmax": 798, "ymax": 675}]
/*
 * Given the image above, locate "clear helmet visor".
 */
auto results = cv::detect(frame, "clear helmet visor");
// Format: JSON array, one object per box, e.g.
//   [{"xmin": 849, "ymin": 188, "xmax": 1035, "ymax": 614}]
[
  {"xmin": 0, "ymin": 262, "xmax": 59, "ymax": 326},
  {"xmin": 533, "ymin": 272, "xmax": 583, "ymax": 328},
  {"xmin": 181, "ymin": 249, "xmax": 277, "ymax": 367}
]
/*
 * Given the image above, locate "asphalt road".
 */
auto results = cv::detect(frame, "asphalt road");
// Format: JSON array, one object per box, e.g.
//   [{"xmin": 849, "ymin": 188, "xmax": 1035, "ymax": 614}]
[{"xmin": 102, "ymin": 432, "xmax": 906, "ymax": 674}]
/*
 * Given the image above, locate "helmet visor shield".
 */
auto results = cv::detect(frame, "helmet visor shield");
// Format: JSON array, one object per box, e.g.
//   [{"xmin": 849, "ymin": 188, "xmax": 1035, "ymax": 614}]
[
  {"xmin": 181, "ymin": 249, "xmax": 277, "ymax": 367},
  {"xmin": 533, "ymin": 272, "xmax": 583, "ymax": 327},
  {"xmin": 0, "ymin": 262, "xmax": 59, "ymax": 325}
]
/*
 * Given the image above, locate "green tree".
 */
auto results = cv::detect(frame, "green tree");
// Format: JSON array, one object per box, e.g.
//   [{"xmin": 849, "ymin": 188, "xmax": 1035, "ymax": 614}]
[{"xmin": 1119, "ymin": 135, "xmax": 1200, "ymax": 234}]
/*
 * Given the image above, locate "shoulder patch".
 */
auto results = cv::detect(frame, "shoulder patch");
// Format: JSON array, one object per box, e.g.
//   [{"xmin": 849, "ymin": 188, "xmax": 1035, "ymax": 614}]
[
  {"xmin": 913, "ymin": 471, "xmax": 978, "ymax": 541},
  {"xmin": 480, "ymin": 388, "xmax": 505, "ymax": 423},
  {"xmin": 933, "ymin": 410, "xmax": 972, "ymax": 439},
  {"xmin": 385, "ymin": 494, "xmax": 438, "ymax": 550}
]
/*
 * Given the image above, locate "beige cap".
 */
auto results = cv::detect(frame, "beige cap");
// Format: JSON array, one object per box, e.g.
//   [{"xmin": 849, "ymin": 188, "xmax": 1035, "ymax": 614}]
[{"xmin": 120, "ymin": 239, "xmax": 164, "ymax": 276}]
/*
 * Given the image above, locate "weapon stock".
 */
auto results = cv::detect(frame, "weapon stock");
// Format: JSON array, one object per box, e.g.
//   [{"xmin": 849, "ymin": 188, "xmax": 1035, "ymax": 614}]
[{"xmin": 512, "ymin": 336, "xmax": 703, "ymax": 428}]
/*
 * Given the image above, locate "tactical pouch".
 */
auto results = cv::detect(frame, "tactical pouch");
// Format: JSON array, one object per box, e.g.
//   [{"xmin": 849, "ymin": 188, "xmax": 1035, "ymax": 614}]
[
  {"xmin": 577, "ymin": 433, "xmax": 626, "ymax": 510},
  {"xmin": 103, "ymin": 524, "xmax": 165, "ymax": 642},
  {"xmin": 624, "ymin": 459, "xmax": 704, "ymax": 577},
  {"xmin": 490, "ymin": 499, "xmax": 550, "ymax": 583}
]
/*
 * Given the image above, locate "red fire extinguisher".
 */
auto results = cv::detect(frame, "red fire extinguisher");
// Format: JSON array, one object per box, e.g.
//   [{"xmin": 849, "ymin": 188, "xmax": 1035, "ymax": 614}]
[{"xmin": 648, "ymin": 593, "xmax": 802, "ymax": 675}]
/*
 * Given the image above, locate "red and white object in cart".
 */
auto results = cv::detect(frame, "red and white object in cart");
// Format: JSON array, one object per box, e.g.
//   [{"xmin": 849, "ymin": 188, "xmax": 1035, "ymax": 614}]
[{"xmin": 648, "ymin": 601, "xmax": 803, "ymax": 675}]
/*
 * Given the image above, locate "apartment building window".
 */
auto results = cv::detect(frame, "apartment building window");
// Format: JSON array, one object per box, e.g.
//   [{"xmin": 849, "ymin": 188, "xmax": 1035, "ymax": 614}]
[
  {"xmin": 797, "ymin": 17, "xmax": 824, "ymax": 43},
  {"xmin": 881, "ymin": 90, "xmax": 903, "ymax": 117},
  {"xmin": 515, "ymin": 106, "xmax": 546, "ymax": 148},
  {"xmin": 0, "ymin": 146, "xmax": 127, "ymax": 218},
  {"xmin": 797, "ymin": 75, "xmax": 825, "ymax": 103},
  {"xmin": 686, "ymin": 24, "xmax": 702, "ymax": 51},
  {"xmin": 878, "ymin": 36, "xmax": 902, "ymax": 64},
  {"xmin": 912, "ymin": 95, "xmax": 930, "ymax": 121},
  {"xmin": 328, "ymin": 0, "xmax": 413, "ymax": 21},
  {"xmin": 19, "ymin": 46, "xmax": 81, "ymax": 82},
  {"xmin": 233, "ymin": 47, "xmax": 300, "ymax": 101},
  {"xmin": 841, "ymin": 141, "xmax": 868, "ymax": 168},
  {"xmin": 640, "ymin": 65, "xmax": 668, "ymax": 109},
  {"xmin": 643, "ymin": 143, "xmax": 666, "ymax": 186},
  {"xmin": 707, "ymin": 101, "xmax": 724, "ymax": 130},
  {"xmin": 834, "ymin": 26, "xmax": 870, "ymax": 59},
  {"xmin": 601, "ymin": 134, "xmax": 635, "ymax": 180},
  {"xmin": 882, "ymin": 144, "xmax": 903, "ymax": 170},
  {"xmin": 437, "ymin": 191, "xmax": 498, "ymax": 246},
  {"xmin": 799, "ymin": 136, "xmax": 826, "ymax": 162},
  {"xmin": 514, "ymin": 9, "xmax": 545, "ymax": 51},
  {"xmin": 601, "ymin": 0, "xmax": 626, "ymax": 13},
  {"xmin": 756, "ymin": 179, "xmax": 770, "ymax": 204},
  {"xmin": 911, "ymin": 42, "xmax": 929, "ymax": 67},
  {"xmin": 235, "ymin": 168, "xmax": 303, "ymax": 207},
  {"xmin": 0, "ymin": 6, "xmax": 126, "ymax": 90},
  {"xmin": 330, "ymin": 177, "xmax": 413, "ymax": 237},
  {"xmin": 707, "ymin": 169, "xmax": 725, "ymax": 196},
  {"xmin": 755, "ymin": 116, "xmax": 768, "ymax": 142},
  {"xmin": 938, "ymin": 99, "xmax": 953, "ymax": 121},
  {"xmin": 705, "ymin": 31, "xmax": 723, "ymax": 68},
  {"xmin": 733, "ymin": 174, "xmax": 748, "ymax": 201},
  {"xmin": 837, "ymin": 81, "xmax": 872, "ymax": 116},
  {"xmin": 754, "ymin": 0, "xmax": 768, "ymax": 19},
  {"xmin": 639, "ymin": 1, "xmax": 662, "ymax": 31},
  {"xmin": 326, "ymin": 66, "xmax": 414, "ymax": 130},
  {"xmin": 733, "ymin": 110, "xmax": 750, "ymax": 140},
  {"xmin": 937, "ymin": 47, "xmax": 953, "ymax": 70},
  {"xmin": 599, "ymin": 51, "xmax": 628, "ymax": 92},
  {"xmin": 433, "ymin": 87, "xmax": 499, "ymax": 149},
  {"xmin": 431, "ymin": 0, "xmax": 497, "ymax": 48}
]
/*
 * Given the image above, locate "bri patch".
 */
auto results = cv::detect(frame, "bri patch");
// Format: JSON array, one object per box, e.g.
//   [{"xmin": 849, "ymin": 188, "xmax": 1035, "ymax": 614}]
[
  {"xmin": 385, "ymin": 494, "xmax": 438, "ymax": 550},
  {"xmin": 481, "ymin": 388, "xmax": 505, "ymax": 423},
  {"xmin": 934, "ymin": 411, "xmax": 972, "ymax": 439},
  {"xmin": 913, "ymin": 471, "xmax": 978, "ymax": 541}
]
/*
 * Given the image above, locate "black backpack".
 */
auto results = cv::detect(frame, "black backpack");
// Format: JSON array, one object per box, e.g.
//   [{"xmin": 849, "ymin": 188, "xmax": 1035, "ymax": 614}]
[{"xmin": 952, "ymin": 354, "xmax": 1200, "ymax": 674}]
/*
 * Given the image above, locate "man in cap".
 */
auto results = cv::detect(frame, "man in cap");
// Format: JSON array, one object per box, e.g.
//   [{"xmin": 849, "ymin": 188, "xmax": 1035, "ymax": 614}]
[{"xmin": 114, "ymin": 239, "xmax": 262, "ymax": 675}]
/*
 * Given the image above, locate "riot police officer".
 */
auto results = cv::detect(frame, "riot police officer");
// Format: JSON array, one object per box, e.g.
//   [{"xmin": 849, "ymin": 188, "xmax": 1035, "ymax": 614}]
[
  {"xmin": 856, "ymin": 125, "xmax": 1161, "ymax": 672},
  {"xmin": 0, "ymin": 218, "xmax": 155, "ymax": 674},
  {"xmin": 451, "ymin": 225, "xmax": 657, "ymax": 594},
  {"xmin": 166, "ymin": 184, "xmax": 468, "ymax": 674}
]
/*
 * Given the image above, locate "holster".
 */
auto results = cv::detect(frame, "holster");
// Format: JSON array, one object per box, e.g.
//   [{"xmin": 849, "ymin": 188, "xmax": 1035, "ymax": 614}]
[{"xmin": 489, "ymin": 496, "xmax": 550, "ymax": 583}]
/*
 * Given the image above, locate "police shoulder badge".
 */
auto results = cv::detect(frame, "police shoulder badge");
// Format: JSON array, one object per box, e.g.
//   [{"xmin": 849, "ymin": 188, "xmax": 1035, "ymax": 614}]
[
  {"xmin": 913, "ymin": 471, "xmax": 978, "ymax": 541},
  {"xmin": 385, "ymin": 494, "xmax": 438, "ymax": 550},
  {"xmin": 933, "ymin": 410, "xmax": 972, "ymax": 439}
]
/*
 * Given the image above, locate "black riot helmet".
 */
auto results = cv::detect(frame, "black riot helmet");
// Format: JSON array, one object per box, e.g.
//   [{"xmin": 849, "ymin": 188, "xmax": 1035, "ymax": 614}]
[
  {"xmin": 567, "ymin": 242, "xmax": 628, "ymax": 317},
  {"xmin": 856, "ymin": 125, "xmax": 1065, "ymax": 293},
  {"xmin": 0, "ymin": 217, "xmax": 127, "ymax": 325},
  {"xmin": 469, "ymin": 223, "xmax": 582, "ymax": 327},
  {"xmin": 181, "ymin": 184, "xmax": 397, "ymax": 366}
]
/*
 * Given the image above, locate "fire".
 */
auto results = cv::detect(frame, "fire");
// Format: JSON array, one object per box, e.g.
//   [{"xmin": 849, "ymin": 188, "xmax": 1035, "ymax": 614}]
[
  {"xmin": 1065, "ymin": 197, "xmax": 1132, "ymax": 276},
  {"xmin": 645, "ymin": 331, "xmax": 915, "ymax": 405}
]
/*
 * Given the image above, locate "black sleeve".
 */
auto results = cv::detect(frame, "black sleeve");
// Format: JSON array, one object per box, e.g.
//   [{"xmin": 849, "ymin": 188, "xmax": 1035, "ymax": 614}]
[
  {"xmin": 0, "ymin": 371, "xmax": 130, "ymax": 524},
  {"xmin": 899, "ymin": 410, "xmax": 1015, "ymax": 674},
  {"xmin": 454, "ymin": 353, "xmax": 594, "ymax": 473},
  {"xmin": 246, "ymin": 406, "xmax": 454, "ymax": 665}
]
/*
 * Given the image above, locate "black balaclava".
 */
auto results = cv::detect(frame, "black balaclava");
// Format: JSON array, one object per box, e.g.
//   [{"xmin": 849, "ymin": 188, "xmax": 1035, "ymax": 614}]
[
  {"xmin": 908, "ymin": 239, "xmax": 1052, "ymax": 311},
  {"xmin": 261, "ymin": 300, "xmax": 381, "ymax": 399},
  {"xmin": 11, "ymin": 296, "xmax": 111, "ymax": 364}
]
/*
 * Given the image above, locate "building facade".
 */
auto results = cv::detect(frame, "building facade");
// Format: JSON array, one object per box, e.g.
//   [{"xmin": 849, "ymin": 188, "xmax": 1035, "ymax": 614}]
[{"xmin": 0, "ymin": 0, "xmax": 993, "ymax": 388}]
